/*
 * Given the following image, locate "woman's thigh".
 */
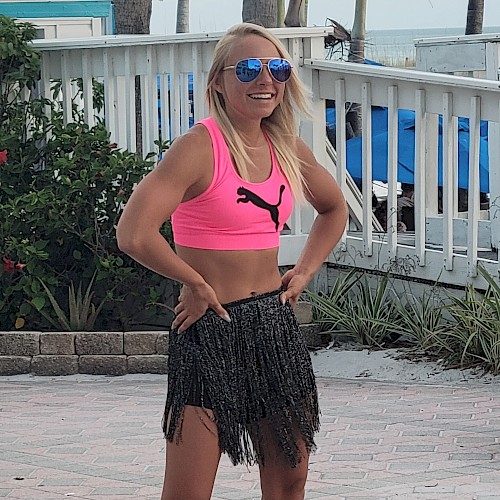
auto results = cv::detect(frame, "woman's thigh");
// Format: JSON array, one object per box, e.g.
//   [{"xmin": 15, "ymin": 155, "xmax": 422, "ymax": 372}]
[{"xmin": 161, "ymin": 405, "xmax": 221, "ymax": 500}]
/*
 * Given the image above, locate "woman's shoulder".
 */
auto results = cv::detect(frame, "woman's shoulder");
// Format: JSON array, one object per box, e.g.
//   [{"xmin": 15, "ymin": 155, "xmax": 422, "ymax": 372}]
[{"xmin": 155, "ymin": 124, "xmax": 213, "ymax": 185}]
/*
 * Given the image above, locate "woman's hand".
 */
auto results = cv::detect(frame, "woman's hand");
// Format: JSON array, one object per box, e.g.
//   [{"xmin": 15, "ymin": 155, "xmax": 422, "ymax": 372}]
[
  {"xmin": 172, "ymin": 282, "xmax": 230, "ymax": 333},
  {"xmin": 280, "ymin": 268, "xmax": 311, "ymax": 308}
]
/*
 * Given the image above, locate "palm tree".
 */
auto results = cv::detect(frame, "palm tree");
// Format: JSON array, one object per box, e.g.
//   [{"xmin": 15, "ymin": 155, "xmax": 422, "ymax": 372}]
[
  {"xmin": 284, "ymin": 0, "xmax": 308, "ymax": 27},
  {"xmin": 465, "ymin": 0, "xmax": 484, "ymax": 34},
  {"xmin": 348, "ymin": 0, "xmax": 367, "ymax": 63},
  {"xmin": 346, "ymin": 0, "xmax": 367, "ymax": 137},
  {"xmin": 113, "ymin": 0, "xmax": 152, "ymax": 34},
  {"xmin": 176, "ymin": 0, "xmax": 189, "ymax": 33},
  {"xmin": 113, "ymin": 0, "xmax": 153, "ymax": 155},
  {"xmin": 242, "ymin": 0, "xmax": 278, "ymax": 28}
]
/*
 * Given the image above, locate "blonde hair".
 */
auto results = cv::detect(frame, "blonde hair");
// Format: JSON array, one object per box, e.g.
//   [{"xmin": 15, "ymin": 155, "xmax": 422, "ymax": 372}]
[{"xmin": 206, "ymin": 23, "xmax": 312, "ymax": 201}]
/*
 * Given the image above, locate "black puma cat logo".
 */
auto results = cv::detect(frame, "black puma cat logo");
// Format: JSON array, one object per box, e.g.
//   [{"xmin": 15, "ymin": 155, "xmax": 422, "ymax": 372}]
[{"xmin": 236, "ymin": 185, "xmax": 286, "ymax": 231}]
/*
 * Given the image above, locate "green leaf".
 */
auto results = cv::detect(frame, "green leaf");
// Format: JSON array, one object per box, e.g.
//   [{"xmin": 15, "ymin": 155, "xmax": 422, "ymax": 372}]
[{"xmin": 31, "ymin": 296, "xmax": 46, "ymax": 311}]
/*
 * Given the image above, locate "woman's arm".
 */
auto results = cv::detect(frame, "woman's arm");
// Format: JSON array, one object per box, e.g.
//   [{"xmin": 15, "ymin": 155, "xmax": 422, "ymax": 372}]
[
  {"xmin": 116, "ymin": 125, "xmax": 230, "ymax": 331},
  {"xmin": 280, "ymin": 137, "xmax": 348, "ymax": 306}
]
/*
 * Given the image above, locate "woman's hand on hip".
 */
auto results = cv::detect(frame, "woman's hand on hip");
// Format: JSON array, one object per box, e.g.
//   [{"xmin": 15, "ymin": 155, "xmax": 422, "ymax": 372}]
[
  {"xmin": 172, "ymin": 282, "xmax": 230, "ymax": 333},
  {"xmin": 280, "ymin": 268, "xmax": 311, "ymax": 308}
]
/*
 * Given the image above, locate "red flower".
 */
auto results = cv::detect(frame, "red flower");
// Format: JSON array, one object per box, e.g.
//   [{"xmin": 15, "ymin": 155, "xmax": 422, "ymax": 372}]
[
  {"xmin": 2, "ymin": 258, "xmax": 25, "ymax": 273},
  {"xmin": 2, "ymin": 257, "xmax": 15, "ymax": 274},
  {"xmin": 0, "ymin": 150, "xmax": 7, "ymax": 164}
]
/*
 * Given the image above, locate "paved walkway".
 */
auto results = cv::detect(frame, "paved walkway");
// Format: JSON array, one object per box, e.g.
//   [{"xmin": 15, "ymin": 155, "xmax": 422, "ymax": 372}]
[{"xmin": 1, "ymin": 374, "xmax": 500, "ymax": 499}]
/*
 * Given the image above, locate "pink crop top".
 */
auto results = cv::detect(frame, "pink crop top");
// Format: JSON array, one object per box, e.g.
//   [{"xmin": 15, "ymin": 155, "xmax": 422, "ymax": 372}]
[{"xmin": 171, "ymin": 117, "xmax": 294, "ymax": 250}]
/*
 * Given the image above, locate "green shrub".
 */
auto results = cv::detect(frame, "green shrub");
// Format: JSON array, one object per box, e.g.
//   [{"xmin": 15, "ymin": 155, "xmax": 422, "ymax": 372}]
[{"xmin": 0, "ymin": 15, "xmax": 176, "ymax": 331}]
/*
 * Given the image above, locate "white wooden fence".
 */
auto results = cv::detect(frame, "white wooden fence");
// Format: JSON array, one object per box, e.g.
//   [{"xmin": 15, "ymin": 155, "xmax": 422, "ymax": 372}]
[{"xmin": 33, "ymin": 28, "xmax": 500, "ymax": 288}]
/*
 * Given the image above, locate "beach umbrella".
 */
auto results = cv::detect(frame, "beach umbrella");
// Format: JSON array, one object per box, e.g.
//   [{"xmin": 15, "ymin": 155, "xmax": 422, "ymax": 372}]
[{"xmin": 344, "ymin": 107, "xmax": 490, "ymax": 193}]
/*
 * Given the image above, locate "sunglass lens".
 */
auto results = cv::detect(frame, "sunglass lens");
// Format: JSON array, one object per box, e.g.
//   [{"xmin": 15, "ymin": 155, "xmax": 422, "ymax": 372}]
[
  {"xmin": 269, "ymin": 59, "xmax": 292, "ymax": 82},
  {"xmin": 235, "ymin": 58, "xmax": 262, "ymax": 83}
]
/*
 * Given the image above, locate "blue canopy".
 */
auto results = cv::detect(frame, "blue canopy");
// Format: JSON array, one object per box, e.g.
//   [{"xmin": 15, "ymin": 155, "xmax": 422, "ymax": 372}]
[{"xmin": 327, "ymin": 106, "xmax": 490, "ymax": 193}]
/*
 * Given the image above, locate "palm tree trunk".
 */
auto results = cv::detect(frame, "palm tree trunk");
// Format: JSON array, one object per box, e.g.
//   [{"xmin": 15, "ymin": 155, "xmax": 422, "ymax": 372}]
[
  {"xmin": 242, "ymin": 0, "xmax": 278, "ymax": 28},
  {"xmin": 284, "ymin": 0, "xmax": 302, "ymax": 27},
  {"xmin": 113, "ymin": 0, "xmax": 153, "ymax": 156},
  {"xmin": 465, "ymin": 0, "xmax": 484, "ymax": 35},
  {"xmin": 176, "ymin": 0, "xmax": 189, "ymax": 33},
  {"xmin": 348, "ymin": 0, "xmax": 367, "ymax": 63},
  {"xmin": 347, "ymin": 0, "xmax": 367, "ymax": 137},
  {"xmin": 277, "ymin": 0, "xmax": 285, "ymax": 27}
]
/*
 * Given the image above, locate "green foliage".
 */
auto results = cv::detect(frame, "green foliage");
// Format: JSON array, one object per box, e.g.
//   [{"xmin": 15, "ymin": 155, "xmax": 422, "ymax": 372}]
[
  {"xmin": 306, "ymin": 270, "xmax": 399, "ymax": 347},
  {"xmin": 307, "ymin": 265, "xmax": 500, "ymax": 374},
  {"xmin": 394, "ymin": 288, "xmax": 447, "ymax": 351},
  {"xmin": 37, "ymin": 274, "xmax": 107, "ymax": 331},
  {"xmin": 442, "ymin": 266, "xmax": 500, "ymax": 373},
  {"xmin": 0, "ymin": 16, "xmax": 176, "ymax": 331}
]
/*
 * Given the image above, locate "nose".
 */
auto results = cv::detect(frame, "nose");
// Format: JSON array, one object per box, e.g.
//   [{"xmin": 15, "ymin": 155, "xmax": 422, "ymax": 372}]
[{"xmin": 257, "ymin": 63, "xmax": 274, "ymax": 83}]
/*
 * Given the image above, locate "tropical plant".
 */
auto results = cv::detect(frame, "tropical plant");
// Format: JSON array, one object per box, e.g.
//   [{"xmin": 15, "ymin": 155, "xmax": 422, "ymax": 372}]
[
  {"xmin": 0, "ymin": 15, "xmax": 177, "ymax": 332},
  {"xmin": 442, "ymin": 266, "xmax": 500, "ymax": 373},
  {"xmin": 394, "ymin": 288, "xmax": 447, "ymax": 351},
  {"xmin": 37, "ymin": 274, "xmax": 107, "ymax": 331},
  {"xmin": 307, "ymin": 270, "xmax": 399, "ymax": 347}
]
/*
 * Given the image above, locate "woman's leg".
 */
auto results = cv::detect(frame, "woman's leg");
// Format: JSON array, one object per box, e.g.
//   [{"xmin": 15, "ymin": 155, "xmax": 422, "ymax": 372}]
[
  {"xmin": 161, "ymin": 405, "xmax": 221, "ymax": 500},
  {"xmin": 252, "ymin": 421, "xmax": 310, "ymax": 500},
  {"xmin": 258, "ymin": 437, "xmax": 309, "ymax": 500}
]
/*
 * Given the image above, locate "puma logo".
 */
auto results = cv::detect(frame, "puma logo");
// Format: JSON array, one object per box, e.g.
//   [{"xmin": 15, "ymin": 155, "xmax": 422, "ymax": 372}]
[{"xmin": 236, "ymin": 185, "xmax": 286, "ymax": 231}]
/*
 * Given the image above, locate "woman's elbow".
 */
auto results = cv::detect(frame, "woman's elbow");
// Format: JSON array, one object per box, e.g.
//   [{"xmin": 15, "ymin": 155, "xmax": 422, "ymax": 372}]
[{"xmin": 116, "ymin": 224, "xmax": 139, "ymax": 256}]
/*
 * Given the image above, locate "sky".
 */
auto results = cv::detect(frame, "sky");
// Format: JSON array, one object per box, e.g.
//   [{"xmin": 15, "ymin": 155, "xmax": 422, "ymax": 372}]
[{"xmin": 151, "ymin": 0, "xmax": 500, "ymax": 35}]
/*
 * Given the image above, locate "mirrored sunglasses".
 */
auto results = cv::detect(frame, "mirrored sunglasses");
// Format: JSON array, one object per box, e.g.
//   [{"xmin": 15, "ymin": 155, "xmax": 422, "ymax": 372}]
[{"xmin": 222, "ymin": 58, "xmax": 292, "ymax": 83}]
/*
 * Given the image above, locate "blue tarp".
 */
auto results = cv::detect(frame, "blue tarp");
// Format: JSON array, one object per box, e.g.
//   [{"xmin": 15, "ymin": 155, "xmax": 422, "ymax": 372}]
[{"xmin": 327, "ymin": 106, "xmax": 490, "ymax": 193}]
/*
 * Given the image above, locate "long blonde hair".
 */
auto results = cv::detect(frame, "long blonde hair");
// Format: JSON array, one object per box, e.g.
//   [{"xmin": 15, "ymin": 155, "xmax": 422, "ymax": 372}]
[{"xmin": 206, "ymin": 23, "xmax": 312, "ymax": 201}]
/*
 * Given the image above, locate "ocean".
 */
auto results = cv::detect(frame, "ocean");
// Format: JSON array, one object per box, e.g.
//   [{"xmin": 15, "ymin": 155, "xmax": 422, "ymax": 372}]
[{"xmin": 338, "ymin": 26, "xmax": 500, "ymax": 66}]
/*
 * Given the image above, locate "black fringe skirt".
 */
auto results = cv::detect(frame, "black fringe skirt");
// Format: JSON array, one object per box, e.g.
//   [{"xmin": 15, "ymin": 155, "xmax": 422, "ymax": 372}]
[{"xmin": 163, "ymin": 289, "xmax": 320, "ymax": 468}]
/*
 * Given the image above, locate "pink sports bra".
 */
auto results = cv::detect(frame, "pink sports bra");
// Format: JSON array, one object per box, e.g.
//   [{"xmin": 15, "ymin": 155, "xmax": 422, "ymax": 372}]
[{"xmin": 171, "ymin": 117, "xmax": 294, "ymax": 250}]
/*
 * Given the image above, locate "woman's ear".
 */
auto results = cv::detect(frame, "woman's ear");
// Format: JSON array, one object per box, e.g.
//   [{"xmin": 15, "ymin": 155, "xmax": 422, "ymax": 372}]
[{"xmin": 212, "ymin": 74, "xmax": 224, "ymax": 94}]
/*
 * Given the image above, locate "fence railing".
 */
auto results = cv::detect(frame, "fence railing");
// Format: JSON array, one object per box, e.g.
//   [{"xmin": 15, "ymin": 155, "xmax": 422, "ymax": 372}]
[{"xmin": 34, "ymin": 29, "xmax": 500, "ymax": 288}]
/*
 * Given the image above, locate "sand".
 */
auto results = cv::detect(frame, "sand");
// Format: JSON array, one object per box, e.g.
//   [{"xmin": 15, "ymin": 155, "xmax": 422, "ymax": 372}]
[{"xmin": 311, "ymin": 344, "xmax": 498, "ymax": 386}]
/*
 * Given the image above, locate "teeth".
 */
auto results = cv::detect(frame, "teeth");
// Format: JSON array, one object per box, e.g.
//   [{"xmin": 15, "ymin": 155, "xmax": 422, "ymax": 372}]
[{"xmin": 249, "ymin": 93, "xmax": 272, "ymax": 99}]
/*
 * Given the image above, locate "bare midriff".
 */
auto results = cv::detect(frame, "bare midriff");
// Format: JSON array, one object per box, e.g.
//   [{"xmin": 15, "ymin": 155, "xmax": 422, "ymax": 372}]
[{"xmin": 176, "ymin": 245, "xmax": 282, "ymax": 304}]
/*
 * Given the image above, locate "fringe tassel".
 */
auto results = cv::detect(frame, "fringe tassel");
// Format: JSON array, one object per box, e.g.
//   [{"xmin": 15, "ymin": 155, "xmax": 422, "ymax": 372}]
[{"xmin": 163, "ymin": 290, "xmax": 320, "ymax": 467}]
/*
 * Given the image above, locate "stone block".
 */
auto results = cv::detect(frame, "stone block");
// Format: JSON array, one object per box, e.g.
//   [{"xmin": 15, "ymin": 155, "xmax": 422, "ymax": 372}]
[
  {"xmin": 294, "ymin": 302, "xmax": 313, "ymax": 324},
  {"xmin": 156, "ymin": 332, "xmax": 169, "ymax": 354},
  {"xmin": 124, "ymin": 332, "xmax": 159, "ymax": 355},
  {"xmin": 300, "ymin": 324, "xmax": 331, "ymax": 349},
  {"xmin": 31, "ymin": 355, "xmax": 79, "ymax": 376},
  {"xmin": 79, "ymin": 355, "xmax": 127, "ymax": 375},
  {"xmin": 0, "ymin": 332, "xmax": 40, "ymax": 356},
  {"xmin": 40, "ymin": 333, "xmax": 75, "ymax": 355},
  {"xmin": 127, "ymin": 355, "xmax": 168, "ymax": 374},
  {"xmin": 0, "ymin": 356, "xmax": 31, "ymax": 375},
  {"xmin": 75, "ymin": 332, "xmax": 123, "ymax": 355}
]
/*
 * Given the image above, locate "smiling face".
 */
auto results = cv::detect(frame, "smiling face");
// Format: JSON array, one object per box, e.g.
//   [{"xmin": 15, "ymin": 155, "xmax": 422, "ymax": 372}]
[{"xmin": 213, "ymin": 34, "xmax": 286, "ymax": 126}]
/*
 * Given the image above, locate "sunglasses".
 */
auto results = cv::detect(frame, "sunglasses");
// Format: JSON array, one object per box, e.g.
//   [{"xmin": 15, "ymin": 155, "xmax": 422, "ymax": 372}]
[{"xmin": 222, "ymin": 58, "xmax": 292, "ymax": 83}]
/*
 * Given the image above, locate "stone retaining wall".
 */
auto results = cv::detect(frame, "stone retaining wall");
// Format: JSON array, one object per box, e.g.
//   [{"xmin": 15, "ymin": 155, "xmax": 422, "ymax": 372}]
[{"xmin": 0, "ymin": 303, "xmax": 326, "ymax": 376}]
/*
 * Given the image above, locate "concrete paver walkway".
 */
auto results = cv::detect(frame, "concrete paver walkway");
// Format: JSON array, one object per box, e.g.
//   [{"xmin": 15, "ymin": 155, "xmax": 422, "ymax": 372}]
[{"xmin": 1, "ymin": 374, "xmax": 500, "ymax": 499}]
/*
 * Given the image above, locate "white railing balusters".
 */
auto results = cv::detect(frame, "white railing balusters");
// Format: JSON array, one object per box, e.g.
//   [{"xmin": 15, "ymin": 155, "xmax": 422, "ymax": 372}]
[
  {"xmin": 191, "ymin": 43, "xmax": 204, "ymax": 125},
  {"xmin": 467, "ymin": 96, "xmax": 481, "ymax": 277},
  {"xmin": 60, "ymin": 50, "xmax": 72, "ymax": 125},
  {"xmin": 361, "ymin": 82, "xmax": 373, "ymax": 256},
  {"xmin": 102, "ymin": 48, "xmax": 116, "ymax": 145},
  {"xmin": 414, "ymin": 89, "xmax": 426, "ymax": 266},
  {"xmin": 442, "ymin": 92, "xmax": 455, "ymax": 270},
  {"xmin": 387, "ymin": 86, "xmax": 398, "ymax": 256},
  {"xmin": 335, "ymin": 79, "xmax": 348, "ymax": 246},
  {"xmin": 31, "ymin": 30, "xmax": 500, "ymax": 287}
]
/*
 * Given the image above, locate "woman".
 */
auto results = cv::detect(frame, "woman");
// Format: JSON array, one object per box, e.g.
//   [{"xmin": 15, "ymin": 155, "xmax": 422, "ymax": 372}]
[{"xmin": 117, "ymin": 23, "xmax": 348, "ymax": 500}]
